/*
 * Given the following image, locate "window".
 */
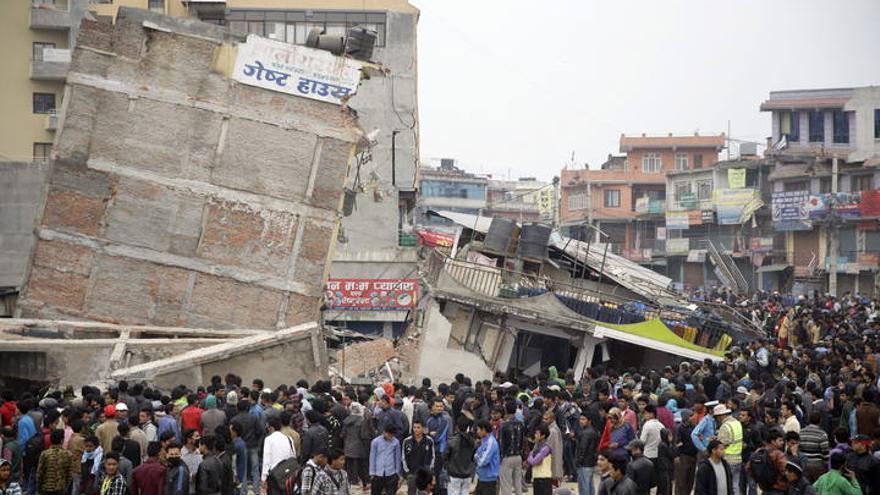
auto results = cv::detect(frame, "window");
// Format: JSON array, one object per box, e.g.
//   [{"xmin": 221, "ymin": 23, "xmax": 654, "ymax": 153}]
[
  {"xmin": 808, "ymin": 111, "xmax": 824, "ymax": 142},
  {"xmin": 852, "ymin": 175, "xmax": 873, "ymax": 192},
  {"xmin": 780, "ymin": 111, "xmax": 800, "ymax": 142},
  {"xmin": 568, "ymin": 193, "xmax": 589, "ymax": 211},
  {"xmin": 875, "ymin": 109, "xmax": 880, "ymax": 139},
  {"xmin": 604, "ymin": 189, "xmax": 620, "ymax": 208},
  {"xmin": 148, "ymin": 0, "xmax": 164, "ymax": 11},
  {"xmin": 833, "ymin": 111, "xmax": 849, "ymax": 144},
  {"xmin": 32, "ymin": 42, "xmax": 55, "ymax": 61},
  {"xmin": 784, "ymin": 180, "xmax": 809, "ymax": 192},
  {"xmin": 33, "ymin": 143, "xmax": 52, "ymax": 163},
  {"xmin": 32, "ymin": 93, "xmax": 55, "ymax": 114},
  {"xmin": 675, "ymin": 152, "xmax": 688, "ymax": 171},
  {"xmin": 226, "ymin": 10, "xmax": 387, "ymax": 46},
  {"xmin": 673, "ymin": 181, "xmax": 692, "ymax": 202},
  {"xmin": 642, "ymin": 153, "xmax": 661, "ymax": 173},
  {"xmin": 696, "ymin": 180, "xmax": 713, "ymax": 201},
  {"xmin": 693, "ymin": 154, "xmax": 703, "ymax": 169},
  {"xmin": 819, "ymin": 177, "xmax": 832, "ymax": 194}
]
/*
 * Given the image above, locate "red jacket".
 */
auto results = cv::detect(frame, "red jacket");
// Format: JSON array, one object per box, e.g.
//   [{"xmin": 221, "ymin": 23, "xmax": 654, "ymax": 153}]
[
  {"xmin": 132, "ymin": 458, "xmax": 167, "ymax": 495},
  {"xmin": 0, "ymin": 401, "xmax": 16, "ymax": 428},
  {"xmin": 179, "ymin": 405, "xmax": 204, "ymax": 434}
]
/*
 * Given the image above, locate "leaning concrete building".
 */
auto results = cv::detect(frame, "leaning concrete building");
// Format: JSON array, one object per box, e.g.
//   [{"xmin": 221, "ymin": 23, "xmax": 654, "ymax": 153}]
[{"xmin": 2, "ymin": 9, "xmax": 371, "ymax": 388}]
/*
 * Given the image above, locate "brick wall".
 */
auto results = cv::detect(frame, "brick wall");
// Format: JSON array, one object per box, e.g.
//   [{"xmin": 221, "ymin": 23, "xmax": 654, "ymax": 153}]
[{"xmin": 17, "ymin": 10, "xmax": 361, "ymax": 329}]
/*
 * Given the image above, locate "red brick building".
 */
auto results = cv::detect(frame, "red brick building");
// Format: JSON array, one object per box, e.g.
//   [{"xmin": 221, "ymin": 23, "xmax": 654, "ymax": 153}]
[{"xmin": 560, "ymin": 133, "xmax": 725, "ymax": 261}]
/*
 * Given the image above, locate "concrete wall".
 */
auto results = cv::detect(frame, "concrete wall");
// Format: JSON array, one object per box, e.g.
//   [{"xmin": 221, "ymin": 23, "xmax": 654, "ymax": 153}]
[
  {"xmin": 416, "ymin": 299, "xmax": 493, "ymax": 385},
  {"xmin": 0, "ymin": 162, "xmax": 49, "ymax": 288},
  {"xmin": 331, "ymin": 9, "xmax": 418, "ymax": 276},
  {"xmin": 16, "ymin": 10, "xmax": 360, "ymax": 329}
]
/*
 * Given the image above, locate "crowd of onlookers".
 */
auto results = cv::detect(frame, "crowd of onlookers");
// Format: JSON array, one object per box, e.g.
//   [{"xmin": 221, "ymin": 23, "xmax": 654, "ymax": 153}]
[{"xmin": 0, "ymin": 291, "xmax": 879, "ymax": 495}]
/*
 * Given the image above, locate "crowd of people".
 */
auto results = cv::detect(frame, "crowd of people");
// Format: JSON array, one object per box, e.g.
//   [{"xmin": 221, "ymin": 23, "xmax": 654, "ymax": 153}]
[{"xmin": 0, "ymin": 291, "xmax": 879, "ymax": 495}]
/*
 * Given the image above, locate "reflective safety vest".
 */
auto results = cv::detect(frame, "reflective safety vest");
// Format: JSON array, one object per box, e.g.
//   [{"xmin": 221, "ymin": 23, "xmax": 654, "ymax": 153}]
[{"xmin": 720, "ymin": 418, "xmax": 744, "ymax": 458}]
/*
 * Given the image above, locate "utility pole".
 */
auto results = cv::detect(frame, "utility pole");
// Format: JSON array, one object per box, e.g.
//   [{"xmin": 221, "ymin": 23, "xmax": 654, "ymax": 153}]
[
  {"xmin": 828, "ymin": 157, "xmax": 839, "ymax": 296},
  {"xmin": 727, "ymin": 120, "xmax": 731, "ymax": 161}
]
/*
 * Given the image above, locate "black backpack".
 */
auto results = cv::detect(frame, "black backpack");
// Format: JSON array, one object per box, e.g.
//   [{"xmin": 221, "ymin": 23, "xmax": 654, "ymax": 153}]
[
  {"xmin": 748, "ymin": 448, "xmax": 777, "ymax": 489},
  {"xmin": 267, "ymin": 457, "xmax": 302, "ymax": 495},
  {"xmin": 24, "ymin": 431, "xmax": 44, "ymax": 467}
]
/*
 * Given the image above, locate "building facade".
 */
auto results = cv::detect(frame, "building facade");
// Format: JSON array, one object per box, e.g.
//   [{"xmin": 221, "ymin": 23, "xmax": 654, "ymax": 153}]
[
  {"xmin": 484, "ymin": 177, "xmax": 551, "ymax": 223},
  {"xmin": 762, "ymin": 86, "xmax": 880, "ymax": 296},
  {"xmin": 560, "ymin": 134, "xmax": 725, "ymax": 263},
  {"xmin": 0, "ymin": 0, "xmax": 421, "ymax": 334},
  {"xmin": 416, "ymin": 159, "xmax": 488, "ymax": 231}
]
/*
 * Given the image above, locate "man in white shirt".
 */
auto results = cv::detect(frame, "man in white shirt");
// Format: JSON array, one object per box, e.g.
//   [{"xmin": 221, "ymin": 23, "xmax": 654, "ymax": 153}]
[
  {"xmin": 640, "ymin": 404, "xmax": 664, "ymax": 461},
  {"xmin": 781, "ymin": 402, "xmax": 801, "ymax": 434},
  {"xmin": 261, "ymin": 416, "xmax": 296, "ymax": 493}
]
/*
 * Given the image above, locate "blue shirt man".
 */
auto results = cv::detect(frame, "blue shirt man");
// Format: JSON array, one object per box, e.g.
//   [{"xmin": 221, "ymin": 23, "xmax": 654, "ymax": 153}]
[
  {"xmin": 691, "ymin": 406, "xmax": 718, "ymax": 452},
  {"xmin": 474, "ymin": 421, "xmax": 500, "ymax": 484},
  {"xmin": 370, "ymin": 428, "xmax": 402, "ymax": 478}
]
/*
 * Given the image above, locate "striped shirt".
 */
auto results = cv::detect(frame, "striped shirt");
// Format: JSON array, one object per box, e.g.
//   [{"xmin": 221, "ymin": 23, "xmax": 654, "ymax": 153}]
[{"xmin": 799, "ymin": 424, "xmax": 830, "ymax": 465}]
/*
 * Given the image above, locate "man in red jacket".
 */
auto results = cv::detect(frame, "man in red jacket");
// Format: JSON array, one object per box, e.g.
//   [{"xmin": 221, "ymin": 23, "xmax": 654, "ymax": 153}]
[
  {"xmin": 132, "ymin": 442, "xmax": 166, "ymax": 495},
  {"xmin": 179, "ymin": 394, "xmax": 204, "ymax": 435}
]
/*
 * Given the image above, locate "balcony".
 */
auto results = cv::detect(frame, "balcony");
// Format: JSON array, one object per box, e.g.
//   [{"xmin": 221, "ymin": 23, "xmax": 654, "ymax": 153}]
[
  {"xmin": 31, "ymin": 48, "xmax": 70, "ymax": 81},
  {"xmin": 30, "ymin": 2, "xmax": 72, "ymax": 30},
  {"xmin": 45, "ymin": 111, "xmax": 58, "ymax": 131}
]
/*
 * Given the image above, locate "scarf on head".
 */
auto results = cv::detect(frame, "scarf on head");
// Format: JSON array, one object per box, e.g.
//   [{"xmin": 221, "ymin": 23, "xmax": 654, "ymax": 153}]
[{"xmin": 82, "ymin": 446, "xmax": 103, "ymax": 476}]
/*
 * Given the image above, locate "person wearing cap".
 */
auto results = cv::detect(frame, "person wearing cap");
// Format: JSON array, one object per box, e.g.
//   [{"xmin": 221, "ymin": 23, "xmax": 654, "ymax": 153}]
[
  {"xmin": 695, "ymin": 439, "xmax": 732, "ymax": 495},
  {"xmin": 96, "ymin": 405, "xmax": 120, "ymax": 453},
  {"xmin": 691, "ymin": 401, "xmax": 719, "ymax": 459},
  {"xmin": 715, "ymin": 403, "xmax": 744, "ymax": 495},
  {"xmin": 844, "ymin": 434, "xmax": 879, "ymax": 495},
  {"xmin": 115, "ymin": 402, "xmax": 130, "ymax": 423},
  {"xmin": 784, "ymin": 460, "xmax": 816, "ymax": 495},
  {"xmin": 200, "ymin": 396, "xmax": 227, "ymax": 440},
  {"xmin": 0, "ymin": 458, "xmax": 22, "ymax": 495},
  {"xmin": 813, "ymin": 451, "xmax": 861, "ymax": 495},
  {"xmin": 624, "ymin": 440, "xmax": 655, "ymax": 495}
]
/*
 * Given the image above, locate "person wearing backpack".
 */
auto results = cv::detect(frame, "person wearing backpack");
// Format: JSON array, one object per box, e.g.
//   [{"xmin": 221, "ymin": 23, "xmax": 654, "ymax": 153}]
[
  {"xmin": 746, "ymin": 429, "xmax": 788, "ymax": 495},
  {"xmin": 261, "ymin": 417, "xmax": 296, "ymax": 495},
  {"xmin": 299, "ymin": 448, "xmax": 328, "ymax": 495}
]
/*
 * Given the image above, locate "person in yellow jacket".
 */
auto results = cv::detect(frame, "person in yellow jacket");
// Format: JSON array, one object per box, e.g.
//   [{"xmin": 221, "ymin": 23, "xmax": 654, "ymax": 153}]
[
  {"xmin": 714, "ymin": 404, "xmax": 744, "ymax": 495},
  {"xmin": 527, "ymin": 424, "xmax": 553, "ymax": 495}
]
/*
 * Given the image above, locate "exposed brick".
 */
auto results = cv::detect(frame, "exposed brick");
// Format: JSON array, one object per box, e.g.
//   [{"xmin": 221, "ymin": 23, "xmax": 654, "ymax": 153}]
[
  {"xmin": 336, "ymin": 338, "xmax": 395, "ymax": 377},
  {"xmin": 84, "ymin": 256, "xmax": 191, "ymax": 324},
  {"xmin": 25, "ymin": 264, "xmax": 89, "ymax": 313},
  {"xmin": 311, "ymin": 138, "xmax": 353, "ymax": 210},
  {"xmin": 76, "ymin": 19, "xmax": 114, "ymax": 52},
  {"xmin": 197, "ymin": 200, "xmax": 297, "ymax": 273},
  {"xmin": 188, "ymin": 274, "xmax": 283, "ymax": 329},
  {"xmin": 31, "ymin": 239, "xmax": 95, "ymax": 276},
  {"xmin": 41, "ymin": 188, "xmax": 106, "ymax": 236},
  {"xmin": 284, "ymin": 292, "xmax": 319, "ymax": 327}
]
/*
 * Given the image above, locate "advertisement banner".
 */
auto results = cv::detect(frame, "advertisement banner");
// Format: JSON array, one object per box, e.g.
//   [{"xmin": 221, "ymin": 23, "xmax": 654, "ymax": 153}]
[
  {"xmin": 728, "ymin": 168, "xmax": 746, "ymax": 189},
  {"xmin": 713, "ymin": 188, "xmax": 762, "ymax": 225},
  {"xmin": 635, "ymin": 197, "xmax": 650, "ymax": 214},
  {"xmin": 859, "ymin": 253, "xmax": 880, "ymax": 268},
  {"xmin": 656, "ymin": 227, "xmax": 667, "ymax": 241},
  {"xmin": 772, "ymin": 190, "xmax": 809, "ymax": 222},
  {"xmin": 806, "ymin": 192, "xmax": 862, "ymax": 219},
  {"xmin": 233, "ymin": 34, "xmax": 362, "ymax": 105},
  {"xmin": 666, "ymin": 238, "xmax": 690, "ymax": 254},
  {"xmin": 750, "ymin": 237, "xmax": 774, "ymax": 253},
  {"xmin": 860, "ymin": 190, "xmax": 880, "ymax": 217},
  {"xmin": 649, "ymin": 199, "xmax": 665, "ymax": 214},
  {"xmin": 678, "ymin": 192, "xmax": 697, "ymax": 209},
  {"xmin": 701, "ymin": 210, "xmax": 715, "ymax": 223},
  {"xmin": 325, "ymin": 279, "xmax": 419, "ymax": 311},
  {"xmin": 687, "ymin": 210, "xmax": 703, "ymax": 226},
  {"xmin": 666, "ymin": 211, "xmax": 690, "ymax": 230},
  {"xmin": 416, "ymin": 230, "xmax": 455, "ymax": 248}
]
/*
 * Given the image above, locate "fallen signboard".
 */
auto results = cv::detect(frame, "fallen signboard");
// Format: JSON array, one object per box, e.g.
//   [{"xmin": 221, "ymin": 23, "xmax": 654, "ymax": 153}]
[{"xmin": 325, "ymin": 279, "xmax": 419, "ymax": 311}]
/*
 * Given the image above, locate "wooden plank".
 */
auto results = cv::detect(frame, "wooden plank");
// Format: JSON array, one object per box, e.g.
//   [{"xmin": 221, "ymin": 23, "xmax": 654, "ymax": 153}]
[{"xmin": 0, "ymin": 318, "xmax": 268, "ymax": 338}]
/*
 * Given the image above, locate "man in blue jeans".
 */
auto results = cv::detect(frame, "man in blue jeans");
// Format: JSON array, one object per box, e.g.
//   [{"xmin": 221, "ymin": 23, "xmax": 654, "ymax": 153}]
[{"xmin": 575, "ymin": 414, "xmax": 598, "ymax": 495}]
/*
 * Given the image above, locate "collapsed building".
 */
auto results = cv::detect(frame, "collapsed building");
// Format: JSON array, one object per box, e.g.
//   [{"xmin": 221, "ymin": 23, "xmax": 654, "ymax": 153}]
[
  {"xmin": 0, "ymin": 9, "xmax": 374, "ymax": 390},
  {"xmin": 412, "ymin": 210, "xmax": 762, "ymax": 385}
]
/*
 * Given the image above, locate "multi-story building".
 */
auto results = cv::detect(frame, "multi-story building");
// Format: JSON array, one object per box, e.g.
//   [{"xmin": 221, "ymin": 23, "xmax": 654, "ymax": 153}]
[
  {"xmin": 560, "ymin": 134, "xmax": 725, "ymax": 263},
  {"xmin": 416, "ymin": 159, "xmax": 488, "ymax": 231},
  {"xmin": 762, "ymin": 86, "xmax": 880, "ymax": 296},
  {"xmin": 0, "ymin": 0, "xmax": 420, "ymax": 335},
  {"xmin": 484, "ymin": 177, "xmax": 551, "ymax": 223}
]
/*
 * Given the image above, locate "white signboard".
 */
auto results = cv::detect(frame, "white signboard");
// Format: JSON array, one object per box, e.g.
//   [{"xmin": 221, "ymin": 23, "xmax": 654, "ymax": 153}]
[
  {"xmin": 42, "ymin": 48, "xmax": 71, "ymax": 63},
  {"xmin": 233, "ymin": 35, "xmax": 362, "ymax": 105}
]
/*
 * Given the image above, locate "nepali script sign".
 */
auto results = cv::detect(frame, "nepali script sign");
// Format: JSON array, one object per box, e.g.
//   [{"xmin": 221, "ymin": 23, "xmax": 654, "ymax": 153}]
[
  {"xmin": 325, "ymin": 279, "xmax": 419, "ymax": 311},
  {"xmin": 233, "ymin": 35, "xmax": 362, "ymax": 105}
]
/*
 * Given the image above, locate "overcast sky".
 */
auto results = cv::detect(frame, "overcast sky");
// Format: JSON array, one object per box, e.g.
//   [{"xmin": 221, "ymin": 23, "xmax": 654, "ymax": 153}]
[{"xmin": 411, "ymin": 0, "xmax": 880, "ymax": 181}]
